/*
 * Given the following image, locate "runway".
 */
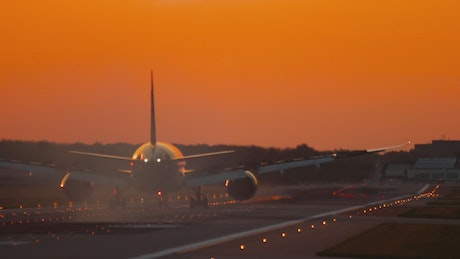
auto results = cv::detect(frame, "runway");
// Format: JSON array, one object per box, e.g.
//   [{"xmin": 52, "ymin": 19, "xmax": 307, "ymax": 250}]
[{"xmin": 0, "ymin": 183, "xmax": 431, "ymax": 258}]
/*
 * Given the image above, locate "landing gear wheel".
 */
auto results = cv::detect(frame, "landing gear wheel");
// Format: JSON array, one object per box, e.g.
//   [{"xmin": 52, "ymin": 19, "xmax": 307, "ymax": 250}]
[
  {"xmin": 190, "ymin": 198, "xmax": 198, "ymax": 208},
  {"xmin": 109, "ymin": 197, "xmax": 126, "ymax": 209},
  {"xmin": 109, "ymin": 186, "xmax": 126, "ymax": 209},
  {"xmin": 158, "ymin": 196, "xmax": 168, "ymax": 209},
  {"xmin": 201, "ymin": 197, "xmax": 208, "ymax": 208},
  {"xmin": 190, "ymin": 186, "xmax": 209, "ymax": 208}
]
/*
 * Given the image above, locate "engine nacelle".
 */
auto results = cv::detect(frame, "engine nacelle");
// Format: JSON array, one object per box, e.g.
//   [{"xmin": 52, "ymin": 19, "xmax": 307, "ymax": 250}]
[
  {"xmin": 60, "ymin": 172, "xmax": 94, "ymax": 202},
  {"xmin": 226, "ymin": 170, "xmax": 258, "ymax": 201}
]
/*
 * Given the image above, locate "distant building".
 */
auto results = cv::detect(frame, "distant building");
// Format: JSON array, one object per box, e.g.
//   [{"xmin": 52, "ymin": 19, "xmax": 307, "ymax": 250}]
[
  {"xmin": 414, "ymin": 140, "xmax": 460, "ymax": 158},
  {"xmin": 384, "ymin": 140, "xmax": 460, "ymax": 182},
  {"xmin": 385, "ymin": 164, "xmax": 412, "ymax": 178}
]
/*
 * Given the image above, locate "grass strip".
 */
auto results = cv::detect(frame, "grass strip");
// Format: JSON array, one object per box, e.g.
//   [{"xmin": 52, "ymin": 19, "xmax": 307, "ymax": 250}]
[
  {"xmin": 400, "ymin": 206, "xmax": 460, "ymax": 219},
  {"xmin": 319, "ymin": 223, "xmax": 460, "ymax": 259}
]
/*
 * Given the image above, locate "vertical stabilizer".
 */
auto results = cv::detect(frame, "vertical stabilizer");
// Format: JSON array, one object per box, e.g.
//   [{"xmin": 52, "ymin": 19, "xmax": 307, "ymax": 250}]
[{"xmin": 150, "ymin": 70, "xmax": 157, "ymax": 145}]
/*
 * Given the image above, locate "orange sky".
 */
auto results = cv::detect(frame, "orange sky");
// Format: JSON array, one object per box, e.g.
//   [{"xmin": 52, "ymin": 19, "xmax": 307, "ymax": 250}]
[{"xmin": 1, "ymin": 1, "xmax": 459, "ymax": 151}]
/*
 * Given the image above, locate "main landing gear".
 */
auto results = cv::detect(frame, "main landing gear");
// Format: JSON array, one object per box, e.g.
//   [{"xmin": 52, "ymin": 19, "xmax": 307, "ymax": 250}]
[
  {"xmin": 109, "ymin": 186, "xmax": 126, "ymax": 209},
  {"xmin": 190, "ymin": 186, "xmax": 208, "ymax": 208},
  {"xmin": 157, "ymin": 191, "xmax": 168, "ymax": 209}
]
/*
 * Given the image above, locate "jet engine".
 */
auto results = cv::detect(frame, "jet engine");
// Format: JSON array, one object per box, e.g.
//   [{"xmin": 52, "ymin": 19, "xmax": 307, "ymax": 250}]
[
  {"xmin": 226, "ymin": 170, "xmax": 258, "ymax": 201},
  {"xmin": 60, "ymin": 172, "xmax": 94, "ymax": 202}
]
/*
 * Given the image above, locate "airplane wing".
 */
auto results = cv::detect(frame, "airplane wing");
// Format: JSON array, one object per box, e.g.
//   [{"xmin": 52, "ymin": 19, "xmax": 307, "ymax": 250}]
[
  {"xmin": 68, "ymin": 150, "xmax": 235, "ymax": 162},
  {"xmin": 0, "ymin": 160, "xmax": 128, "ymax": 187},
  {"xmin": 184, "ymin": 142, "xmax": 411, "ymax": 187},
  {"xmin": 0, "ymin": 160, "xmax": 58, "ymax": 176}
]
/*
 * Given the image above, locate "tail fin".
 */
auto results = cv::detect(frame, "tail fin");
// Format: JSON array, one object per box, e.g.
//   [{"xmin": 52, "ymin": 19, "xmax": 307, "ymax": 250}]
[{"xmin": 150, "ymin": 70, "xmax": 157, "ymax": 145}]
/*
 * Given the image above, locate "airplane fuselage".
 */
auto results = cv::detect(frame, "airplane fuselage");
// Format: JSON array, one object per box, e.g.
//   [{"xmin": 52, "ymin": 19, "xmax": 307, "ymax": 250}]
[{"xmin": 130, "ymin": 142, "xmax": 186, "ymax": 193}]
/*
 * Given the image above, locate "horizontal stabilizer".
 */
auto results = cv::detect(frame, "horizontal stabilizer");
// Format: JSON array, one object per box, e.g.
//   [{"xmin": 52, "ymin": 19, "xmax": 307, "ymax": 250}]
[
  {"xmin": 69, "ymin": 151, "xmax": 133, "ymax": 161},
  {"xmin": 170, "ymin": 150, "xmax": 235, "ymax": 162},
  {"xmin": 69, "ymin": 150, "xmax": 235, "ymax": 162}
]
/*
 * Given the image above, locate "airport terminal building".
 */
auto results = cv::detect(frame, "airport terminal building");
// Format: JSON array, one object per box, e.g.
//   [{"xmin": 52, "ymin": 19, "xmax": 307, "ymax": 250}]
[{"xmin": 384, "ymin": 140, "xmax": 460, "ymax": 182}]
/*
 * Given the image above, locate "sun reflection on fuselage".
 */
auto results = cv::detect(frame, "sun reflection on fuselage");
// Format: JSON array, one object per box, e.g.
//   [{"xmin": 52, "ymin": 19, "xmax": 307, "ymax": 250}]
[{"xmin": 130, "ymin": 142, "xmax": 186, "ymax": 193}]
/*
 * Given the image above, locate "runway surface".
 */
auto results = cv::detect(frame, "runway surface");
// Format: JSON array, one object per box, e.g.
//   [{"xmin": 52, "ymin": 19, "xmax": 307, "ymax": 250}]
[{"xmin": 0, "ymin": 183, "xmax": 431, "ymax": 258}]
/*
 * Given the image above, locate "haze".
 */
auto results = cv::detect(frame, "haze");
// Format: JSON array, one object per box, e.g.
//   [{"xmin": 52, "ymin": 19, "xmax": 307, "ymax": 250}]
[{"xmin": 1, "ymin": 1, "xmax": 459, "ymax": 150}]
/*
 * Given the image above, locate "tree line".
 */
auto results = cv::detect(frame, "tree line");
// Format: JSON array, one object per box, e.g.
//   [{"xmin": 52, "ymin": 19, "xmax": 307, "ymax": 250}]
[{"xmin": 0, "ymin": 140, "xmax": 416, "ymax": 183}]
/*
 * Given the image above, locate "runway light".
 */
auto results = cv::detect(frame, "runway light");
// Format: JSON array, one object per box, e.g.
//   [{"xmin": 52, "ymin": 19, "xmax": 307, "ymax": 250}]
[
  {"xmin": 311, "ymin": 224, "xmax": 315, "ymax": 229},
  {"xmin": 262, "ymin": 238, "xmax": 267, "ymax": 243},
  {"xmin": 240, "ymin": 244, "xmax": 245, "ymax": 250},
  {"xmin": 281, "ymin": 232, "xmax": 286, "ymax": 237},
  {"xmin": 297, "ymin": 228, "xmax": 302, "ymax": 233},
  {"xmin": 333, "ymin": 218, "xmax": 337, "ymax": 222},
  {"xmin": 322, "ymin": 221, "xmax": 327, "ymax": 225}
]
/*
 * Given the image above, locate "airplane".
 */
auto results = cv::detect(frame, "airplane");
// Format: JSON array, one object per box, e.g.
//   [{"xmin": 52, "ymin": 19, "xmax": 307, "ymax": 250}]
[{"xmin": 0, "ymin": 72, "xmax": 410, "ymax": 208}]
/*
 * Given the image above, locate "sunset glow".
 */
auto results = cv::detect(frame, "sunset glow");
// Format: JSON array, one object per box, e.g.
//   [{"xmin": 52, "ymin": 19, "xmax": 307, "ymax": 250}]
[{"xmin": 1, "ymin": 1, "xmax": 459, "ymax": 150}]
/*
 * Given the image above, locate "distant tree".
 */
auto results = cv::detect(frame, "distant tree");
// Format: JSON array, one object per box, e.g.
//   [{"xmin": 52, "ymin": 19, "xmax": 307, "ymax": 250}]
[{"xmin": 0, "ymin": 140, "xmax": 414, "ymax": 184}]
